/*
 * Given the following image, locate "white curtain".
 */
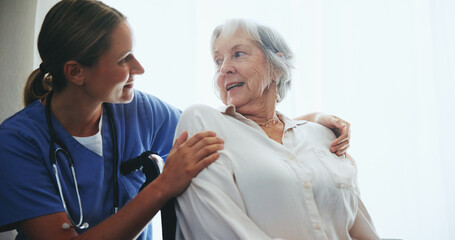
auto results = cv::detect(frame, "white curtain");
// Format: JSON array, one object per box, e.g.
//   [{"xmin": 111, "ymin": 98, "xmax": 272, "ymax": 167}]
[{"xmin": 35, "ymin": 0, "xmax": 455, "ymax": 239}]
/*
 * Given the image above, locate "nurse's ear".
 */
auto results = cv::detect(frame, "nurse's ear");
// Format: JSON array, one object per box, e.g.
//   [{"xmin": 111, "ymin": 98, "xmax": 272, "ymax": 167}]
[{"xmin": 63, "ymin": 60, "xmax": 85, "ymax": 86}]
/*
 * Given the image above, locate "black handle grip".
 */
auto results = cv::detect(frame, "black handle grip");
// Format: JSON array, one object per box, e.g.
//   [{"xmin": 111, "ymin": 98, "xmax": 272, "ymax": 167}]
[{"xmin": 120, "ymin": 151, "xmax": 155, "ymax": 175}]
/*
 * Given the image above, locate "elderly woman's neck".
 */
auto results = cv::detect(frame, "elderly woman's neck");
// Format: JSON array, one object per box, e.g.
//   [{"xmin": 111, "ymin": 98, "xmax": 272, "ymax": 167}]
[
  {"xmin": 238, "ymin": 98, "xmax": 278, "ymax": 125},
  {"xmin": 237, "ymin": 97, "xmax": 284, "ymax": 144}
]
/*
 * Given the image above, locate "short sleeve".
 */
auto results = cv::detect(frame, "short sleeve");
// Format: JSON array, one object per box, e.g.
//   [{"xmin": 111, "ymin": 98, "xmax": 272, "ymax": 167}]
[
  {"xmin": 0, "ymin": 128, "xmax": 63, "ymax": 230},
  {"xmin": 123, "ymin": 91, "xmax": 181, "ymax": 161}
]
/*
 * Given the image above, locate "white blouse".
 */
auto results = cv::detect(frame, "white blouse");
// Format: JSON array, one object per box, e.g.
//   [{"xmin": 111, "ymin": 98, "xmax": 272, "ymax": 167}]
[{"xmin": 174, "ymin": 104, "xmax": 379, "ymax": 240}]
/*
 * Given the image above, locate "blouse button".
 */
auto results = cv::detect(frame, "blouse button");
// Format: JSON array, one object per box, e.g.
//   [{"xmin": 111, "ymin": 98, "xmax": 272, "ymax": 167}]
[
  {"xmin": 315, "ymin": 223, "xmax": 321, "ymax": 230},
  {"xmin": 304, "ymin": 183, "xmax": 311, "ymax": 189}
]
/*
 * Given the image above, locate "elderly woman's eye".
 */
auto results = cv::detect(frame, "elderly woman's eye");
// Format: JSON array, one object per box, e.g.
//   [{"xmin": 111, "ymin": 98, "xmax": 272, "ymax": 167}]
[
  {"xmin": 234, "ymin": 51, "xmax": 245, "ymax": 58},
  {"xmin": 215, "ymin": 59, "xmax": 223, "ymax": 66}
]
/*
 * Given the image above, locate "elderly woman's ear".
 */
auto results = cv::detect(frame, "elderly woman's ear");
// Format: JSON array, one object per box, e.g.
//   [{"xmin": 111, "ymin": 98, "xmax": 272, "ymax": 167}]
[{"xmin": 271, "ymin": 52, "xmax": 285, "ymax": 82}]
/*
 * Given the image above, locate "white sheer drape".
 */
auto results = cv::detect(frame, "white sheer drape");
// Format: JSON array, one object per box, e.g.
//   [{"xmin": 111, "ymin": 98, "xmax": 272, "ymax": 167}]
[{"xmin": 34, "ymin": 0, "xmax": 455, "ymax": 239}]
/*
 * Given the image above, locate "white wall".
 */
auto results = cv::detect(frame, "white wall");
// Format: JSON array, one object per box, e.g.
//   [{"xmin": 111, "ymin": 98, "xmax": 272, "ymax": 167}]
[
  {"xmin": 0, "ymin": 1, "xmax": 59, "ymax": 239},
  {"xmin": 0, "ymin": 1, "xmax": 36, "ymax": 239},
  {"xmin": 0, "ymin": 0, "xmax": 37, "ymax": 122}
]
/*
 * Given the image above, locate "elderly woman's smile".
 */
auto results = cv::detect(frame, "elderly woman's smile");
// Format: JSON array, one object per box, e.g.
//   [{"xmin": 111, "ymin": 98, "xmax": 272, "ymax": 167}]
[{"xmin": 226, "ymin": 82, "xmax": 245, "ymax": 91}]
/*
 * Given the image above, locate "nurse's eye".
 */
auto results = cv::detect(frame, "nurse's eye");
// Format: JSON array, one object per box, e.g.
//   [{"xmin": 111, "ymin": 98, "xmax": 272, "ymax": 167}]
[
  {"xmin": 119, "ymin": 54, "xmax": 132, "ymax": 64},
  {"xmin": 234, "ymin": 51, "xmax": 245, "ymax": 58}
]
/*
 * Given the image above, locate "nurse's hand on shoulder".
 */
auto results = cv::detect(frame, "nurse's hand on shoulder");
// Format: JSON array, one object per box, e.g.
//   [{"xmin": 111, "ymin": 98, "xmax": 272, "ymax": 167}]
[
  {"xmin": 158, "ymin": 131, "xmax": 224, "ymax": 197},
  {"xmin": 314, "ymin": 113, "xmax": 351, "ymax": 156},
  {"xmin": 296, "ymin": 112, "xmax": 351, "ymax": 156}
]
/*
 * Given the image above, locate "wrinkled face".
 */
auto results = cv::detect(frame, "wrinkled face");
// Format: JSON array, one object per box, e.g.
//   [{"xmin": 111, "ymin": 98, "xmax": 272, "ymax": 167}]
[
  {"xmin": 213, "ymin": 29, "xmax": 275, "ymax": 108},
  {"xmin": 83, "ymin": 21, "xmax": 144, "ymax": 104}
]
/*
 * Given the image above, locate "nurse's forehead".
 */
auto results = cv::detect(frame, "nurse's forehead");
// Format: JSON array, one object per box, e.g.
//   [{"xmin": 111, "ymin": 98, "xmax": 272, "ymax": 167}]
[{"xmin": 106, "ymin": 22, "xmax": 134, "ymax": 55}]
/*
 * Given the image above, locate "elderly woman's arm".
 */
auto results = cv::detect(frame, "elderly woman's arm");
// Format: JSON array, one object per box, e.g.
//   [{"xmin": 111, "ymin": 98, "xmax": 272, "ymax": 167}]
[
  {"xmin": 174, "ymin": 106, "xmax": 284, "ymax": 240},
  {"xmin": 295, "ymin": 112, "xmax": 350, "ymax": 156},
  {"xmin": 347, "ymin": 154, "xmax": 380, "ymax": 240},
  {"xmin": 175, "ymin": 155, "xmax": 282, "ymax": 240},
  {"xmin": 350, "ymin": 198, "xmax": 380, "ymax": 240}
]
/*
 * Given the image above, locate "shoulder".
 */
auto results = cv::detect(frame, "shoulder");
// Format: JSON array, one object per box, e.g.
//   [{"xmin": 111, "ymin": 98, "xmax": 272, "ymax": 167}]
[
  {"xmin": 177, "ymin": 104, "xmax": 225, "ymax": 135},
  {"xmin": 112, "ymin": 90, "xmax": 181, "ymax": 125},
  {"xmin": 0, "ymin": 101, "xmax": 47, "ymax": 144},
  {"xmin": 179, "ymin": 104, "xmax": 225, "ymax": 125},
  {"xmin": 302, "ymin": 121, "xmax": 336, "ymax": 137},
  {"xmin": 0, "ymin": 102, "xmax": 55, "ymax": 169},
  {"xmin": 180, "ymin": 104, "xmax": 219, "ymax": 119},
  {"xmin": 299, "ymin": 121, "xmax": 337, "ymax": 148},
  {"xmin": 133, "ymin": 90, "xmax": 169, "ymax": 106},
  {"xmin": 129, "ymin": 90, "xmax": 181, "ymax": 115},
  {"xmin": 1, "ymin": 101, "xmax": 39, "ymax": 127},
  {"xmin": 0, "ymin": 109, "xmax": 62, "ymax": 229},
  {"xmin": 110, "ymin": 91, "xmax": 182, "ymax": 145}
]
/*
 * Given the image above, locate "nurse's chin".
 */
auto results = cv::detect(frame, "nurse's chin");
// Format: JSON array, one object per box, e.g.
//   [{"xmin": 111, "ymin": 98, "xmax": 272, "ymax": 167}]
[
  {"xmin": 115, "ymin": 89, "xmax": 135, "ymax": 104},
  {"xmin": 124, "ymin": 82, "xmax": 134, "ymax": 89}
]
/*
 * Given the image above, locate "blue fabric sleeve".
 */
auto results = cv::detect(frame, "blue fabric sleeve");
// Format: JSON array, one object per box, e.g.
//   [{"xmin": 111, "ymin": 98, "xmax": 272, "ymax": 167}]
[
  {"xmin": 0, "ymin": 127, "xmax": 63, "ymax": 230},
  {"xmin": 131, "ymin": 91, "xmax": 181, "ymax": 161},
  {"xmin": 0, "ymin": 91, "xmax": 181, "ymax": 238}
]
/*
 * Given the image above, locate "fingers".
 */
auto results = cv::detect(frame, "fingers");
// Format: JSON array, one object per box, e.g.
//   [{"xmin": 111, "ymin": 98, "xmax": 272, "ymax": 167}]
[
  {"xmin": 194, "ymin": 143, "xmax": 224, "ymax": 164},
  {"xmin": 331, "ymin": 128, "xmax": 349, "ymax": 146},
  {"xmin": 190, "ymin": 136, "xmax": 224, "ymax": 159},
  {"xmin": 168, "ymin": 130, "xmax": 224, "ymax": 170},
  {"xmin": 332, "ymin": 118, "xmax": 347, "ymax": 131},
  {"xmin": 183, "ymin": 131, "xmax": 217, "ymax": 147},
  {"xmin": 336, "ymin": 118, "xmax": 348, "ymax": 128},
  {"xmin": 189, "ymin": 152, "xmax": 220, "ymax": 177},
  {"xmin": 332, "ymin": 141, "xmax": 350, "ymax": 157},
  {"xmin": 331, "ymin": 134, "xmax": 350, "ymax": 156},
  {"xmin": 330, "ymin": 117, "xmax": 348, "ymax": 137},
  {"xmin": 177, "ymin": 131, "xmax": 224, "ymax": 162},
  {"xmin": 329, "ymin": 119, "xmax": 350, "ymax": 156},
  {"xmin": 173, "ymin": 131, "xmax": 189, "ymax": 148},
  {"xmin": 158, "ymin": 131, "xmax": 224, "ymax": 197}
]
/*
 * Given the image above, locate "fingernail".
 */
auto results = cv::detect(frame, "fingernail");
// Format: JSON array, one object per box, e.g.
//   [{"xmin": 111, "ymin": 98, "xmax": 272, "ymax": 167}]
[{"xmin": 344, "ymin": 153, "xmax": 347, "ymax": 158}]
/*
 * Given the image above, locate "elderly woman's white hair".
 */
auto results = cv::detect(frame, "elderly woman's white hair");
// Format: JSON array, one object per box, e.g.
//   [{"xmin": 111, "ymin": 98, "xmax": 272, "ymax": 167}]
[{"xmin": 211, "ymin": 19, "xmax": 294, "ymax": 102}]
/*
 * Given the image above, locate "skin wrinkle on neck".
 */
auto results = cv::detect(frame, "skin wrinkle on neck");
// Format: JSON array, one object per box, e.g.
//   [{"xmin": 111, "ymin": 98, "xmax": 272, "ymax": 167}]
[{"xmin": 241, "ymin": 85, "xmax": 284, "ymax": 145}]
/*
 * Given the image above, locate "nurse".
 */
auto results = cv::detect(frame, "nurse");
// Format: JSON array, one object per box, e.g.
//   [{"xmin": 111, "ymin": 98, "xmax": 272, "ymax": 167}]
[{"xmin": 0, "ymin": 0, "xmax": 350, "ymax": 239}]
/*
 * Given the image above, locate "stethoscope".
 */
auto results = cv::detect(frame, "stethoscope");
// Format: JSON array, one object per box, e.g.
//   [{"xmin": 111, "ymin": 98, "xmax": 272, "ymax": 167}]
[
  {"xmin": 45, "ymin": 90, "xmax": 165, "ymax": 232},
  {"xmin": 45, "ymin": 90, "xmax": 119, "ymax": 230}
]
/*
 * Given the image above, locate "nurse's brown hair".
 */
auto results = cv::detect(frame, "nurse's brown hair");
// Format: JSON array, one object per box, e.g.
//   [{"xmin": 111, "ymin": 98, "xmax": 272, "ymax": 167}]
[{"xmin": 23, "ymin": 0, "xmax": 125, "ymax": 106}]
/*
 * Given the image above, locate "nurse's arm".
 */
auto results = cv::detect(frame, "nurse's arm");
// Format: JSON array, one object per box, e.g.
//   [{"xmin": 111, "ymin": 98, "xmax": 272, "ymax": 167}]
[{"xmin": 20, "ymin": 131, "xmax": 224, "ymax": 240}]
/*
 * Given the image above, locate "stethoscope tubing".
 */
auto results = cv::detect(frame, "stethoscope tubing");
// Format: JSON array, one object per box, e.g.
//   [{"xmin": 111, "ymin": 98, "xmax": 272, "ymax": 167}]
[
  {"xmin": 53, "ymin": 160, "xmax": 86, "ymax": 229},
  {"xmin": 45, "ymin": 90, "xmax": 118, "ymax": 230}
]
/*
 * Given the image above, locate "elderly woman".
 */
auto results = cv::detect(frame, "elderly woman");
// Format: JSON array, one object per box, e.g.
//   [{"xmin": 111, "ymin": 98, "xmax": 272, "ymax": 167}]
[{"xmin": 174, "ymin": 19, "xmax": 379, "ymax": 240}]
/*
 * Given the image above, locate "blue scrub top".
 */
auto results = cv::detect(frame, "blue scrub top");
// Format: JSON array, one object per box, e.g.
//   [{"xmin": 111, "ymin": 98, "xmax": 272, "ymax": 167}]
[{"xmin": 0, "ymin": 90, "xmax": 181, "ymax": 239}]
